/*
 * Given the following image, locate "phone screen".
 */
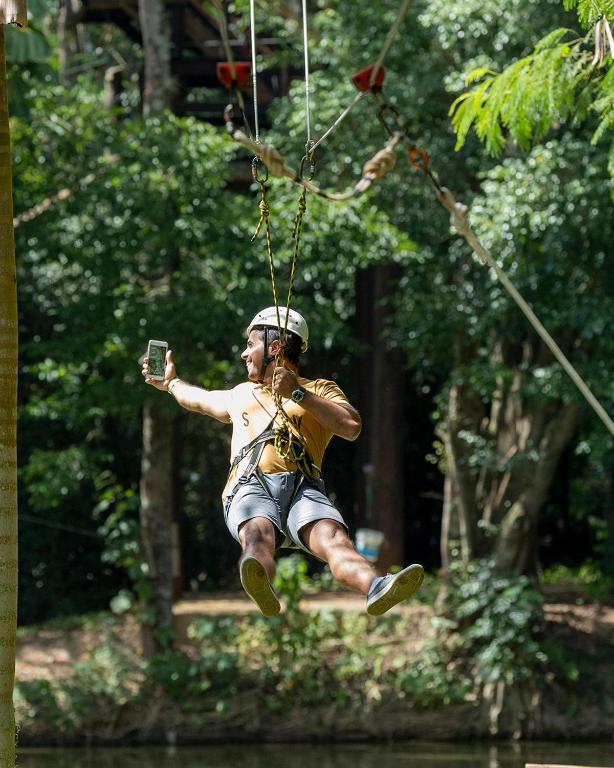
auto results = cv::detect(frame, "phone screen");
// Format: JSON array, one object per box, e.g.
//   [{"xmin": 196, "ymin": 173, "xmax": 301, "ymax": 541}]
[{"xmin": 147, "ymin": 341, "xmax": 167, "ymax": 378}]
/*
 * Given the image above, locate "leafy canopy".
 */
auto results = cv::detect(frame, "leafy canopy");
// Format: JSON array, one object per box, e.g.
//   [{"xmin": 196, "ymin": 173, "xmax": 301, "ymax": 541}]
[{"xmin": 450, "ymin": 2, "xmax": 614, "ymax": 186}]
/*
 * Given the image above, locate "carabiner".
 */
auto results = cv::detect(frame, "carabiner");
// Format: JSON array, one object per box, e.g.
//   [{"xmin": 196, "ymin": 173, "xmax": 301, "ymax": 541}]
[
  {"xmin": 252, "ymin": 155, "xmax": 269, "ymax": 184},
  {"xmin": 298, "ymin": 148, "xmax": 316, "ymax": 182}
]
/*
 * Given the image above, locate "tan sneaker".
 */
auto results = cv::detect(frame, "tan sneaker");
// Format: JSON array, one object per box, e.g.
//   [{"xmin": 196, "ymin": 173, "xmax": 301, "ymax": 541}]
[{"xmin": 239, "ymin": 556, "xmax": 281, "ymax": 617}]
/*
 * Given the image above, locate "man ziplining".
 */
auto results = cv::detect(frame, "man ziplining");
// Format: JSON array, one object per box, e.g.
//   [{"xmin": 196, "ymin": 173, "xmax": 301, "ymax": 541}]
[{"xmin": 142, "ymin": 307, "xmax": 424, "ymax": 617}]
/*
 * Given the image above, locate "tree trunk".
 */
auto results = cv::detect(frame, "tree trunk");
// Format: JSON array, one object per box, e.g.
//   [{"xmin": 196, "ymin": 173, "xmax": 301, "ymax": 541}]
[
  {"xmin": 57, "ymin": 0, "xmax": 83, "ymax": 84},
  {"xmin": 138, "ymin": 0, "xmax": 174, "ymax": 116},
  {"xmin": 494, "ymin": 402, "xmax": 578, "ymax": 576},
  {"xmin": 443, "ymin": 381, "xmax": 483, "ymax": 561},
  {"xmin": 104, "ymin": 65, "xmax": 124, "ymax": 110},
  {"xmin": 355, "ymin": 265, "xmax": 405, "ymax": 570},
  {"xmin": 136, "ymin": 0, "xmax": 179, "ymax": 651},
  {"xmin": 140, "ymin": 403, "xmax": 175, "ymax": 654},
  {"xmin": 441, "ymin": 338, "xmax": 579, "ymax": 578},
  {"xmin": 0, "ymin": 1, "xmax": 26, "ymax": 26},
  {"xmin": 0, "ymin": 18, "xmax": 22, "ymax": 766}
]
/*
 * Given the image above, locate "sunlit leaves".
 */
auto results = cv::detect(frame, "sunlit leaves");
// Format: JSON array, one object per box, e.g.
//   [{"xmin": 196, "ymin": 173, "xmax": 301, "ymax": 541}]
[
  {"xmin": 450, "ymin": 30, "xmax": 592, "ymax": 154},
  {"xmin": 564, "ymin": 0, "xmax": 614, "ymax": 27}
]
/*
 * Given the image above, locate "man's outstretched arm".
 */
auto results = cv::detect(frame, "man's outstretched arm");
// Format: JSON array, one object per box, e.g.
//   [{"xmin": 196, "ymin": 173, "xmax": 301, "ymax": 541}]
[{"xmin": 142, "ymin": 349, "xmax": 231, "ymax": 424}]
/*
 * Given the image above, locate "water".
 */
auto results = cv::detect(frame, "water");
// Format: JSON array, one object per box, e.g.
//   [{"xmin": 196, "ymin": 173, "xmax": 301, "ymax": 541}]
[{"xmin": 17, "ymin": 742, "xmax": 614, "ymax": 768}]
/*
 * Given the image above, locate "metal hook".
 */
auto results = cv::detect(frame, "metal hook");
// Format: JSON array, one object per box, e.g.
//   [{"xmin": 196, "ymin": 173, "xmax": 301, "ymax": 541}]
[
  {"xmin": 252, "ymin": 156, "xmax": 269, "ymax": 184},
  {"xmin": 298, "ymin": 151, "xmax": 316, "ymax": 182}
]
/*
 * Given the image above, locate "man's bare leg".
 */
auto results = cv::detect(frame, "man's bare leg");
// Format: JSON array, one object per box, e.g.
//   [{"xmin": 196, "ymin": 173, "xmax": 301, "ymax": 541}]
[
  {"xmin": 238, "ymin": 516, "xmax": 277, "ymax": 579},
  {"xmin": 238, "ymin": 516, "xmax": 280, "ymax": 617},
  {"xmin": 301, "ymin": 518, "xmax": 425, "ymax": 615},
  {"xmin": 300, "ymin": 519, "xmax": 377, "ymax": 594}
]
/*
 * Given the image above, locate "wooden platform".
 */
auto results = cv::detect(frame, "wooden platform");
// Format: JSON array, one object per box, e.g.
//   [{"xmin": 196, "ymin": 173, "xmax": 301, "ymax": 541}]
[
  {"xmin": 526, "ymin": 763, "xmax": 614, "ymax": 768},
  {"xmin": 80, "ymin": 0, "xmax": 284, "ymax": 120}
]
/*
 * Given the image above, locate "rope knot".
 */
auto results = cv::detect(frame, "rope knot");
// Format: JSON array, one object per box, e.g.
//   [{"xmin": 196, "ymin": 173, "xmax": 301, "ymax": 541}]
[
  {"xmin": 251, "ymin": 189, "xmax": 271, "ymax": 242},
  {"xmin": 292, "ymin": 192, "xmax": 307, "ymax": 239},
  {"xmin": 363, "ymin": 145, "xmax": 396, "ymax": 180},
  {"xmin": 437, "ymin": 187, "xmax": 470, "ymax": 238}
]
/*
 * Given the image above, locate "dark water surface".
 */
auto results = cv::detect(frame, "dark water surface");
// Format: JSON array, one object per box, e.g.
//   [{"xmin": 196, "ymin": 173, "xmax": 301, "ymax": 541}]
[{"xmin": 17, "ymin": 742, "xmax": 614, "ymax": 768}]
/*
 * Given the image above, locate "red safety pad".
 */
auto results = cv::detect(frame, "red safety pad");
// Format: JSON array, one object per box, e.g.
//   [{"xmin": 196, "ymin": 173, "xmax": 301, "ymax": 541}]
[
  {"xmin": 351, "ymin": 64, "xmax": 386, "ymax": 92},
  {"xmin": 216, "ymin": 61, "xmax": 252, "ymax": 89}
]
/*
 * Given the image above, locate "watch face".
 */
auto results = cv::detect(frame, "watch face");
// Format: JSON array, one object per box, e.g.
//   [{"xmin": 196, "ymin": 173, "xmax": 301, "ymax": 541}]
[{"xmin": 291, "ymin": 387, "xmax": 304, "ymax": 403}]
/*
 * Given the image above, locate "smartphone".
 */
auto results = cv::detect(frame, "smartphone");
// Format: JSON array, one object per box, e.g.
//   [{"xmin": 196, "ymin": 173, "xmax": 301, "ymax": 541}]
[{"xmin": 146, "ymin": 339, "xmax": 168, "ymax": 381}]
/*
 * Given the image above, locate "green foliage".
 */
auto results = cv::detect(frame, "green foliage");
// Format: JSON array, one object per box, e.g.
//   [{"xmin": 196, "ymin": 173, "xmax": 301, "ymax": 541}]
[
  {"xmin": 564, "ymin": 0, "xmax": 614, "ymax": 27},
  {"xmin": 450, "ymin": 5, "xmax": 614, "ymax": 184},
  {"xmin": 95, "ymin": 478, "xmax": 152, "ymax": 619},
  {"xmin": 450, "ymin": 30, "xmax": 591, "ymax": 154},
  {"xmin": 147, "ymin": 639, "xmax": 239, "ymax": 707},
  {"xmin": 391, "ymin": 641, "xmax": 473, "ymax": 707},
  {"xmin": 5, "ymin": 24, "xmax": 51, "ymax": 64},
  {"xmin": 15, "ymin": 617, "xmax": 143, "ymax": 734},
  {"xmin": 443, "ymin": 559, "xmax": 548, "ymax": 685},
  {"xmin": 542, "ymin": 560, "xmax": 614, "ymax": 601}
]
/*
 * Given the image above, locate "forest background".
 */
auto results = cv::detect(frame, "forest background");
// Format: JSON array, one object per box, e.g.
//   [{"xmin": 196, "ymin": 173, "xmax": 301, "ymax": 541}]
[{"xmin": 3, "ymin": 0, "xmax": 614, "ymax": 749}]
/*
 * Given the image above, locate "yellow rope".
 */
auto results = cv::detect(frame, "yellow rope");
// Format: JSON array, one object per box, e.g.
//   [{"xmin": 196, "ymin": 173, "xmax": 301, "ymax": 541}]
[{"xmin": 251, "ymin": 178, "xmax": 315, "ymax": 473}]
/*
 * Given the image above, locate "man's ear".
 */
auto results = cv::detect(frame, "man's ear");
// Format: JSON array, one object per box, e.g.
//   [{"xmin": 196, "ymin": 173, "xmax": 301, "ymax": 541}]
[{"xmin": 268, "ymin": 339, "xmax": 282, "ymax": 357}]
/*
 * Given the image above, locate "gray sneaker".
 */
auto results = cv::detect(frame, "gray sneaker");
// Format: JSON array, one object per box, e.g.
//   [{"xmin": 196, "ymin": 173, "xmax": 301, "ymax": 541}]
[
  {"xmin": 239, "ymin": 556, "xmax": 281, "ymax": 617},
  {"xmin": 366, "ymin": 564, "xmax": 425, "ymax": 616}
]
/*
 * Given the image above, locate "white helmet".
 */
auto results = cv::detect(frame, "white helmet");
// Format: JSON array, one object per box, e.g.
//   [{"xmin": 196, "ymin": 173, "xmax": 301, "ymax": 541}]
[{"xmin": 247, "ymin": 307, "xmax": 309, "ymax": 352}]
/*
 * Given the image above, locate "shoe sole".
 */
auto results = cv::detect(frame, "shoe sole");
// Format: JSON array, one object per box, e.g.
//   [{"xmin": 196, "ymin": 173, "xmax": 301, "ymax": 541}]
[
  {"xmin": 367, "ymin": 564, "xmax": 425, "ymax": 616},
  {"xmin": 240, "ymin": 557, "xmax": 281, "ymax": 617}
]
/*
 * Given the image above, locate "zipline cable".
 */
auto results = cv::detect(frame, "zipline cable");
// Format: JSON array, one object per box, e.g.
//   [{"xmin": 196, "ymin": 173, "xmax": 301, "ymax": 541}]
[
  {"xmin": 302, "ymin": 0, "xmax": 312, "ymax": 150},
  {"xmin": 249, "ymin": 0, "xmax": 261, "ymax": 143},
  {"xmin": 18, "ymin": 513, "xmax": 100, "ymax": 539},
  {"xmin": 310, "ymin": 91, "xmax": 366, "ymax": 153},
  {"xmin": 310, "ymin": 0, "xmax": 413, "ymax": 153},
  {"xmin": 377, "ymin": 113, "xmax": 614, "ymax": 437}
]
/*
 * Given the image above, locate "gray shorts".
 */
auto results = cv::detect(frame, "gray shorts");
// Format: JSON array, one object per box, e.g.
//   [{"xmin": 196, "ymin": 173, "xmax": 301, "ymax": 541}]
[{"xmin": 224, "ymin": 471, "xmax": 348, "ymax": 555}]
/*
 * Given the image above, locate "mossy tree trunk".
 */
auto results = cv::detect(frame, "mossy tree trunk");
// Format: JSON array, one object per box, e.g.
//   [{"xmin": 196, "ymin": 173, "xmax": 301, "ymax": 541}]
[
  {"xmin": 137, "ymin": 0, "xmax": 178, "ymax": 655},
  {"xmin": 441, "ymin": 333, "xmax": 578, "ymax": 577},
  {"xmin": 140, "ymin": 404, "xmax": 176, "ymax": 655},
  {"xmin": 0, "ymin": 4, "xmax": 26, "ymax": 765},
  {"xmin": 355, "ymin": 265, "xmax": 406, "ymax": 571},
  {"xmin": 138, "ymin": 0, "xmax": 174, "ymax": 115}
]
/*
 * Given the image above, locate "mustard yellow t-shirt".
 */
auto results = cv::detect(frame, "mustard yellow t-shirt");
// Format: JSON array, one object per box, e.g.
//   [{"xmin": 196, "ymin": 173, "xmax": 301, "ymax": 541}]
[{"xmin": 222, "ymin": 377, "xmax": 351, "ymax": 500}]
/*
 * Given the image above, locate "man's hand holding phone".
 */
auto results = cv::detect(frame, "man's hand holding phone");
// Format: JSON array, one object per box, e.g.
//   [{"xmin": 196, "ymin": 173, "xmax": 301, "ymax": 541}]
[{"xmin": 142, "ymin": 340, "xmax": 176, "ymax": 391}]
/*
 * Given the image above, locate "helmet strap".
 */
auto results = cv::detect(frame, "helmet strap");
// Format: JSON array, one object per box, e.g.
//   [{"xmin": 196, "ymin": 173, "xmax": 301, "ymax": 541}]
[{"xmin": 258, "ymin": 327, "xmax": 275, "ymax": 383}]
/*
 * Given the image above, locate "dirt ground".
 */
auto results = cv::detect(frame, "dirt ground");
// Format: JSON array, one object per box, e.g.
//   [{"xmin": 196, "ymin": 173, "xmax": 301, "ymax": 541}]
[{"xmin": 15, "ymin": 590, "xmax": 614, "ymax": 684}]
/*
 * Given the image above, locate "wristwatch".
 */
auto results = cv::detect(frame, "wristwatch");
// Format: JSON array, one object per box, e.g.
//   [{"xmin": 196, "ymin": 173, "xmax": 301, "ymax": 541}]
[{"xmin": 291, "ymin": 386, "xmax": 306, "ymax": 403}]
